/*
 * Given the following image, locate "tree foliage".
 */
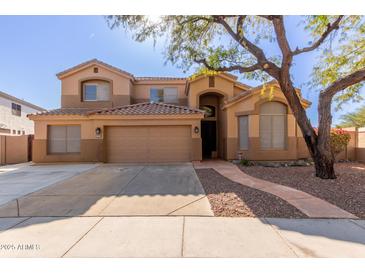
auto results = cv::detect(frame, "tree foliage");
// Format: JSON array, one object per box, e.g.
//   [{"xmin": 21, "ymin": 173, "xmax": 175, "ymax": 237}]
[{"xmin": 337, "ymin": 105, "xmax": 365, "ymax": 127}]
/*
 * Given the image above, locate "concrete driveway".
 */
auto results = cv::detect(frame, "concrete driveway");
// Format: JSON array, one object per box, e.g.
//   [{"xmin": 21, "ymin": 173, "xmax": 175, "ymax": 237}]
[
  {"xmin": 0, "ymin": 163, "xmax": 213, "ymax": 217},
  {"xmin": 0, "ymin": 163, "xmax": 98, "ymax": 207}
]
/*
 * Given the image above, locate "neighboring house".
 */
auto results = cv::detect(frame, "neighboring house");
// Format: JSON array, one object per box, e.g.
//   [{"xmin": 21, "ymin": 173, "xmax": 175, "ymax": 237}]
[
  {"xmin": 28, "ymin": 59, "xmax": 311, "ymax": 163},
  {"xmin": 0, "ymin": 91, "xmax": 45, "ymax": 135}
]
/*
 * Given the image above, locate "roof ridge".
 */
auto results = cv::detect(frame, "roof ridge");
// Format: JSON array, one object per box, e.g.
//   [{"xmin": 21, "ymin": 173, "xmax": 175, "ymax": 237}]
[{"xmin": 56, "ymin": 59, "xmax": 135, "ymax": 79}]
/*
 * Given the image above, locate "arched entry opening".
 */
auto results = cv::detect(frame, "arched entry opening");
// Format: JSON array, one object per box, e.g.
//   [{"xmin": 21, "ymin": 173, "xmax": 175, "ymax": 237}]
[{"xmin": 199, "ymin": 92, "xmax": 225, "ymax": 159}]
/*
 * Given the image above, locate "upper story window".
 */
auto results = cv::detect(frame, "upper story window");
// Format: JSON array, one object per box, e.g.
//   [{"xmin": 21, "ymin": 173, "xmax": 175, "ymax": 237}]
[
  {"xmin": 150, "ymin": 87, "xmax": 178, "ymax": 104},
  {"xmin": 260, "ymin": 102, "xmax": 287, "ymax": 150},
  {"xmin": 82, "ymin": 80, "xmax": 110, "ymax": 102},
  {"xmin": 11, "ymin": 103, "xmax": 21, "ymax": 116}
]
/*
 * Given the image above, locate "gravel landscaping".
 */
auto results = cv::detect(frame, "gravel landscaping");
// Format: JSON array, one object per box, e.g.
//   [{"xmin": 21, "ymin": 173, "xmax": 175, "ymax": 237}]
[
  {"xmin": 239, "ymin": 162, "xmax": 365, "ymax": 219},
  {"xmin": 195, "ymin": 168, "xmax": 307, "ymax": 218}
]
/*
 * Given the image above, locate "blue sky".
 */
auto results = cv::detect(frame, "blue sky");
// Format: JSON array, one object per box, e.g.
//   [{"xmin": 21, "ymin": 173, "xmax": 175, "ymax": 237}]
[{"xmin": 0, "ymin": 15, "xmax": 363, "ymax": 126}]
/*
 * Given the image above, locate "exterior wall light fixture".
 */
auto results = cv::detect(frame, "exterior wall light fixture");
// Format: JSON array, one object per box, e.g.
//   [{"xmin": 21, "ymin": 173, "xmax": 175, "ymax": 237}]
[
  {"xmin": 95, "ymin": 127, "xmax": 102, "ymax": 138},
  {"xmin": 194, "ymin": 126, "xmax": 199, "ymax": 134}
]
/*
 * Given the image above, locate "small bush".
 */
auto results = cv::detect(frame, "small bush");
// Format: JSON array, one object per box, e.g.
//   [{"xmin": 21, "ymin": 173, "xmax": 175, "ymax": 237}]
[
  {"xmin": 240, "ymin": 158, "xmax": 251, "ymax": 166},
  {"xmin": 330, "ymin": 129, "xmax": 351, "ymax": 156}
]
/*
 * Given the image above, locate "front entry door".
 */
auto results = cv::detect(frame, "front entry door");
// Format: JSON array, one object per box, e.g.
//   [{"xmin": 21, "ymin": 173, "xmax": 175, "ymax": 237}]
[{"xmin": 201, "ymin": 121, "xmax": 217, "ymax": 159}]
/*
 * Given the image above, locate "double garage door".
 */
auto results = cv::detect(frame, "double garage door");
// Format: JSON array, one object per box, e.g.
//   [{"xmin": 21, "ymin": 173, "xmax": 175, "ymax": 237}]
[{"xmin": 106, "ymin": 126, "xmax": 192, "ymax": 163}]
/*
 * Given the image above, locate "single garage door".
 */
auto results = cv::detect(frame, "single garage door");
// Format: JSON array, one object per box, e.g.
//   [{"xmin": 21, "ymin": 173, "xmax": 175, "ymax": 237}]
[{"xmin": 106, "ymin": 125, "xmax": 192, "ymax": 163}]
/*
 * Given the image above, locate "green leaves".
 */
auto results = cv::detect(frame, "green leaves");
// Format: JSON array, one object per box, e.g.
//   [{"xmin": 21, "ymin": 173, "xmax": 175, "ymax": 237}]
[
  {"xmin": 309, "ymin": 16, "xmax": 365, "ymax": 107},
  {"xmin": 337, "ymin": 106, "xmax": 365, "ymax": 127}
]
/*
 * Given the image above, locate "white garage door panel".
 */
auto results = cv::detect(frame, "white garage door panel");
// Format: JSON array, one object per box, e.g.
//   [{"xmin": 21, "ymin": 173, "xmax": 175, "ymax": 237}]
[{"xmin": 106, "ymin": 126, "xmax": 192, "ymax": 163}]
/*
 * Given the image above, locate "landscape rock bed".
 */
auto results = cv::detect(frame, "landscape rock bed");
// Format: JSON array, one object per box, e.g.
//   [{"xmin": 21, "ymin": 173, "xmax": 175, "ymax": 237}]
[
  {"xmin": 239, "ymin": 162, "xmax": 365, "ymax": 218},
  {"xmin": 196, "ymin": 168, "xmax": 307, "ymax": 218}
]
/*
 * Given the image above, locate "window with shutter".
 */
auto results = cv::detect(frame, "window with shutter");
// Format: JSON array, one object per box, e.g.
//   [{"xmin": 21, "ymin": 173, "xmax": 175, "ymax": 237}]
[
  {"xmin": 259, "ymin": 102, "xmax": 287, "ymax": 149},
  {"xmin": 48, "ymin": 125, "xmax": 81, "ymax": 154},
  {"xmin": 83, "ymin": 81, "xmax": 110, "ymax": 101},
  {"xmin": 150, "ymin": 87, "xmax": 178, "ymax": 103}
]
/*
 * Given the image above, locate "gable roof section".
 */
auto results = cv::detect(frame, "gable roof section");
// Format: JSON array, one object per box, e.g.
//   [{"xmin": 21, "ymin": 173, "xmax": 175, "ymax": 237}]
[
  {"xmin": 28, "ymin": 103, "xmax": 204, "ymax": 118},
  {"xmin": 90, "ymin": 102, "xmax": 204, "ymax": 116},
  {"xmin": 28, "ymin": 108, "xmax": 92, "ymax": 117},
  {"xmin": 223, "ymin": 80, "xmax": 311, "ymax": 109},
  {"xmin": 56, "ymin": 59, "xmax": 135, "ymax": 80}
]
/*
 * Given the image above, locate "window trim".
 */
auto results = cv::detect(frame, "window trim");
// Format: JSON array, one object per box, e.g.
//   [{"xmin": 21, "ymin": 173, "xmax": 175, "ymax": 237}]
[{"xmin": 47, "ymin": 125, "xmax": 81, "ymax": 155}]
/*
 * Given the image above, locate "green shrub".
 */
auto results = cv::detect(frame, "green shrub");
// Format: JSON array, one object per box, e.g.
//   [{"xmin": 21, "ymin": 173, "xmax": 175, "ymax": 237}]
[
  {"xmin": 240, "ymin": 158, "xmax": 251, "ymax": 166},
  {"xmin": 330, "ymin": 129, "xmax": 351, "ymax": 156}
]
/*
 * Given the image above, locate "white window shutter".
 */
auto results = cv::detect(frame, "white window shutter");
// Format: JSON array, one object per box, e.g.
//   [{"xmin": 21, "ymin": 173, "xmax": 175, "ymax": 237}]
[
  {"xmin": 272, "ymin": 115, "xmax": 285, "ymax": 149},
  {"xmin": 66, "ymin": 126, "xmax": 81, "ymax": 153},
  {"xmin": 239, "ymin": 116, "xmax": 249, "ymax": 150},
  {"xmin": 48, "ymin": 126, "xmax": 67, "ymax": 153},
  {"xmin": 97, "ymin": 83, "xmax": 110, "ymax": 101},
  {"xmin": 163, "ymin": 88, "xmax": 178, "ymax": 103},
  {"xmin": 260, "ymin": 115, "xmax": 272, "ymax": 149}
]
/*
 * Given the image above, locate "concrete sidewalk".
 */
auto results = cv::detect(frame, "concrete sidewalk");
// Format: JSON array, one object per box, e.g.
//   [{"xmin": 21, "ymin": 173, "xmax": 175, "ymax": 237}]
[{"xmin": 0, "ymin": 217, "xmax": 364, "ymax": 258}]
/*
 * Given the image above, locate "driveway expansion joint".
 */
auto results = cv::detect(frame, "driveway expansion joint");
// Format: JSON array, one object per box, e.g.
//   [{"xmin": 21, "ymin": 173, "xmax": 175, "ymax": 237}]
[{"xmin": 61, "ymin": 217, "xmax": 104, "ymax": 258}]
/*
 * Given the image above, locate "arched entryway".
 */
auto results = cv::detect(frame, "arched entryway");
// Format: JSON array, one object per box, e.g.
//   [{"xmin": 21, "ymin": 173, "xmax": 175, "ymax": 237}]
[{"xmin": 199, "ymin": 92, "xmax": 225, "ymax": 159}]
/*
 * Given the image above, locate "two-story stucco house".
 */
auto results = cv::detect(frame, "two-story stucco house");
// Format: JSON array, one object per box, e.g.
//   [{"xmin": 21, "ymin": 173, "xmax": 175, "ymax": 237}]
[
  {"xmin": 0, "ymin": 91, "xmax": 45, "ymax": 135},
  {"xmin": 28, "ymin": 59, "xmax": 311, "ymax": 163}
]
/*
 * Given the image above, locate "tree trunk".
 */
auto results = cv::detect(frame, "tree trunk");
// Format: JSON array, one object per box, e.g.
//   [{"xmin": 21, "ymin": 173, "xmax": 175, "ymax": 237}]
[
  {"xmin": 312, "ymin": 151, "xmax": 336, "ymax": 179},
  {"xmin": 275, "ymin": 76, "xmax": 337, "ymax": 179}
]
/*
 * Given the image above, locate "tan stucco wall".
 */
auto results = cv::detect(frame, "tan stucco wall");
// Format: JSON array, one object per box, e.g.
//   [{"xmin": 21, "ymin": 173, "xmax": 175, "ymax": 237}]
[
  {"xmin": 60, "ymin": 65, "xmax": 132, "ymax": 108},
  {"xmin": 32, "ymin": 115, "xmax": 203, "ymax": 163},
  {"xmin": 188, "ymin": 76, "xmax": 235, "ymax": 108}
]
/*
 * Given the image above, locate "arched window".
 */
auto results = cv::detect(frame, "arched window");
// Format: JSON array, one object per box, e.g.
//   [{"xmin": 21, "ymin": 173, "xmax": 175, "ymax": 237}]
[
  {"xmin": 260, "ymin": 102, "xmax": 287, "ymax": 149},
  {"xmin": 82, "ymin": 80, "xmax": 111, "ymax": 101}
]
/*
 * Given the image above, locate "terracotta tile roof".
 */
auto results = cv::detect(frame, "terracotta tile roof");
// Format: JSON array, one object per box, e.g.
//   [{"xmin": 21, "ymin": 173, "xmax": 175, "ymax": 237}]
[
  {"xmin": 28, "ymin": 108, "xmax": 92, "ymax": 117},
  {"xmin": 56, "ymin": 59, "xmax": 134, "ymax": 79},
  {"xmin": 90, "ymin": 102, "xmax": 204, "ymax": 116},
  {"xmin": 135, "ymin": 77, "xmax": 187, "ymax": 81},
  {"xmin": 28, "ymin": 103, "xmax": 204, "ymax": 117}
]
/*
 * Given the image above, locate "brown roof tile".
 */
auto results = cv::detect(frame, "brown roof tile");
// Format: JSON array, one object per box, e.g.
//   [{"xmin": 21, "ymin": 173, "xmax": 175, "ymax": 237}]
[
  {"xmin": 29, "ymin": 103, "xmax": 204, "ymax": 117},
  {"xmin": 90, "ymin": 102, "xmax": 204, "ymax": 116},
  {"xmin": 135, "ymin": 77, "xmax": 187, "ymax": 81},
  {"xmin": 27, "ymin": 108, "xmax": 92, "ymax": 117}
]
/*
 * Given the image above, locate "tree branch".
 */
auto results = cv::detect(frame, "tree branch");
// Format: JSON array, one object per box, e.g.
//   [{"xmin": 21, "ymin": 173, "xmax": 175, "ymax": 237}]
[
  {"xmin": 272, "ymin": 16, "xmax": 293, "ymax": 64},
  {"xmin": 322, "ymin": 68, "xmax": 365, "ymax": 98},
  {"xmin": 194, "ymin": 58, "xmax": 261, "ymax": 73},
  {"xmin": 213, "ymin": 16, "xmax": 266, "ymax": 63},
  {"xmin": 212, "ymin": 16, "xmax": 280, "ymax": 77},
  {"xmin": 293, "ymin": 16, "xmax": 343, "ymax": 55}
]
